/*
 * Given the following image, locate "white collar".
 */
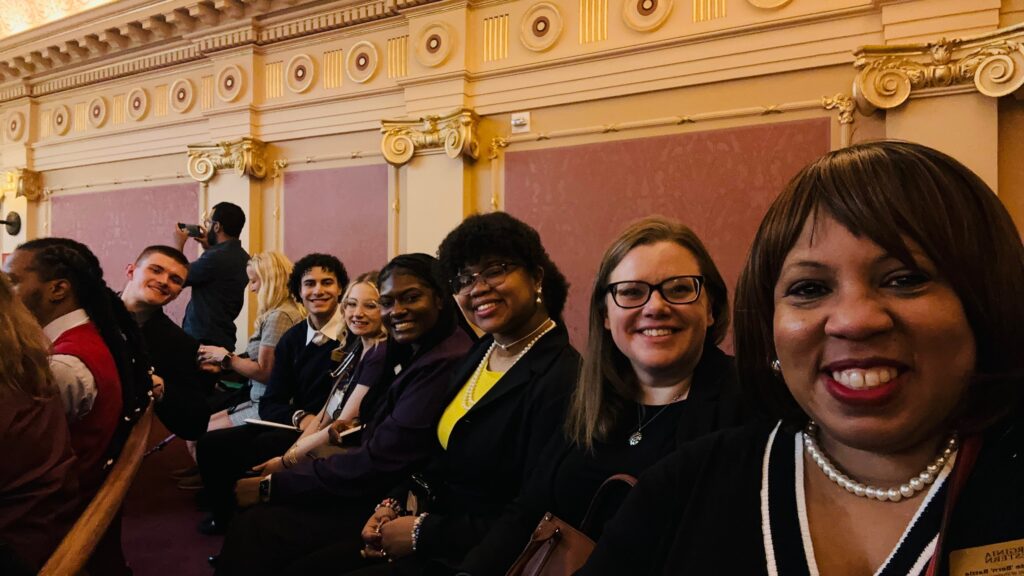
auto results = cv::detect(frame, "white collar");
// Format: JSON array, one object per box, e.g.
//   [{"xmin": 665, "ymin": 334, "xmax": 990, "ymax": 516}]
[
  {"xmin": 43, "ymin": 308, "xmax": 90, "ymax": 343},
  {"xmin": 306, "ymin": 306, "xmax": 345, "ymax": 346}
]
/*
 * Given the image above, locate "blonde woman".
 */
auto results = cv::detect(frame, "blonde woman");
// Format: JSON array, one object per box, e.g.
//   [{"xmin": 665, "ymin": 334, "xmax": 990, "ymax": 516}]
[
  {"xmin": 0, "ymin": 272, "xmax": 78, "ymax": 573},
  {"xmin": 252, "ymin": 271, "xmax": 387, "ymax": 475},
  {"xmin": 200, "ymin": 251, "xmax": 306, "ymax": 429}
]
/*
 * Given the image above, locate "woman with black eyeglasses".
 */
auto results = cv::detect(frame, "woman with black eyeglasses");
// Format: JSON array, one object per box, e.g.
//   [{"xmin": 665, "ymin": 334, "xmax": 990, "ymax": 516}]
[
  {"xmin": 275, "ymin": 212, "xmax": 579, "ymax": 576},
  {"xmin": 455, "ymin": 216, "xmax": 749, "ymax": 576}
]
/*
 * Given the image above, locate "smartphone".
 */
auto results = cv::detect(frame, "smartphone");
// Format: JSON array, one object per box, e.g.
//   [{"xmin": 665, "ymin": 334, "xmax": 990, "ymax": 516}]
[{"xmin": 178, "ymin": 223, "xmax": 203, "ymax": 237}]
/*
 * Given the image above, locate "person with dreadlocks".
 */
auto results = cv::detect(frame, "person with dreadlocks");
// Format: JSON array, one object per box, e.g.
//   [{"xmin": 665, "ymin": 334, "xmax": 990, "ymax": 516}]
[{"xmin": 3, "ymin": 238, "xmax": 129, "ymax": 497}]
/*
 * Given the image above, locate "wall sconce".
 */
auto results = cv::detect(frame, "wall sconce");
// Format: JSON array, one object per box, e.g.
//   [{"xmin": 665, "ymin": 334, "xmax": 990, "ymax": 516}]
[{"xmin": 1, "ymin": 212, "xmax": 21, "ymax": 236}]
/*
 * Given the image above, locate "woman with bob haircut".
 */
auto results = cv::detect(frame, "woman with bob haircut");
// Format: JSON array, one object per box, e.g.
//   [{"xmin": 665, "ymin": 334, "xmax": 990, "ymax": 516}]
[
  {"xmin": 199, "ymin": 251, "xmax": 306, "ymax": 431},
  {"xmin": 458, "ymin": 216, "xmax": 747, "ymax": 575},
  {"xmin": 0, "ymin": 272, "xmax": 78, "ymax": 574},
  {"xmin": 579, "ymin": 141, "xmax": 1024, "ymax": 575},
  {"xmin": 348, "ymin": 211, "xmax": 580, "ymax": 574}
]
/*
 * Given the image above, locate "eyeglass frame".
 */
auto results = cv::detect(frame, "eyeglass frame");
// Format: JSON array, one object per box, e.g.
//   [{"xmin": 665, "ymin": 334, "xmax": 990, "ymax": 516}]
[
  {"xmin": 450, "ymin": 262, "xmax": 520, "ymax": 295},
  {"xmin": 605, "ymin": 275, "xmax": 705, "ymax": 309}
]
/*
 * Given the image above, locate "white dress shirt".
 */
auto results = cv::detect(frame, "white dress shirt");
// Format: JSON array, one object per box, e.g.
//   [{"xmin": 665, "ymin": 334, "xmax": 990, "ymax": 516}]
[
  {"xmin": 305, "ymin": 306, "xmax": 345, "ymax": 346},
  {"xmin": 44, "ymin": 308, "xmax": 98, "ymax": 423}
]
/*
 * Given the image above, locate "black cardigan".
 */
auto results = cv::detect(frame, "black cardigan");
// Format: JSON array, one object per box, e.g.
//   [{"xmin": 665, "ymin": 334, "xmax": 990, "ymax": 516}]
[
  {"xmin": 456, "ymin": 345, "xmax": 747, "ymax": 576},
  {"xmin": 397, "ymin": 323, "xmax": 581, "ymax": 568}
]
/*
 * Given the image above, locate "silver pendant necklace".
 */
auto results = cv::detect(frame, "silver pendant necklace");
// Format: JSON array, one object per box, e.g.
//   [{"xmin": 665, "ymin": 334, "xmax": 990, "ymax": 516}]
[{"xmin": 629, "ymin": 390, "xmax": 687, "ymax": 446}]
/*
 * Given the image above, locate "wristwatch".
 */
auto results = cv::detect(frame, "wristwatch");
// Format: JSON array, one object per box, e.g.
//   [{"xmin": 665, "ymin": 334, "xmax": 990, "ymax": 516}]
[
  {"xmin": 220, "ymin": 352, "xmax": 235, "ymax": 370},
  {"xmin": 259, "ymin": 475, "xmax": 272, "ymax": 504},
  {"xmin": 291, "ymin": 410, "xmax": 307, "ymax": 428}
]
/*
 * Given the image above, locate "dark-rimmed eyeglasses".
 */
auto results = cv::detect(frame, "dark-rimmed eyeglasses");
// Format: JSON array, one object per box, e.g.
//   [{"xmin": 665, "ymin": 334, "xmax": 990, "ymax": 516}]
[
  {"xmin": 450, "ymin": 262, "xmax": 518, "ymax": 295},
  {"xmin": 606, "ymin": 275, "xmax": 705, "ymax": 309}
]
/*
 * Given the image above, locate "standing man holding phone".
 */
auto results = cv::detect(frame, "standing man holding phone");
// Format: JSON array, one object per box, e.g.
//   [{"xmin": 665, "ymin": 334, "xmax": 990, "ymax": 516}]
[{"xmin": 173, "ymin": 202, "xmax": 250, "ymax": 352}]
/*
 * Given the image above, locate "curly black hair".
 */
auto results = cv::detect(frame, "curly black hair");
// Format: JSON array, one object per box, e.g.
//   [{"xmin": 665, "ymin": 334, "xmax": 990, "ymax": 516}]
[
  {"xmin": 288, "ymin": 253, "xmax": 349, "ymax": 301},
  {"xmin": 437, "ymin": 212, "xmax": 569, "ymax": 320}
]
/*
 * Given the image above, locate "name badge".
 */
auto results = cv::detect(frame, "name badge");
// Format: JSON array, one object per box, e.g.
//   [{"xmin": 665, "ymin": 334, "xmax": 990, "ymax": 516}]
[{"xmin": 951, "ymin": 538, "xmax": 1024, "ymax": 576}]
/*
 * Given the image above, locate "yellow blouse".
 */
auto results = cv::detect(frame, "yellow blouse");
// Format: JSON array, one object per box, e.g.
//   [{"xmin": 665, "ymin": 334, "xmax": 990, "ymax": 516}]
[{"xmin": 437, "ymin": 366, "xmax": 505, "ymax": 449}]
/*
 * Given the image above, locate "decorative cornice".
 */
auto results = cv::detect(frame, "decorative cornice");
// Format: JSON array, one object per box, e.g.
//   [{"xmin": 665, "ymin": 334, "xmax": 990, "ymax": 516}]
[
  {"xmin": 380, "ymin": 108, "xmax": 479, "ymax": 167},
  {"xmin": 853, "ymin": 23, "xmax": 1024, "ymax": 112},
  {"xmin": 1, "ymin": 168, "xmax": 43, "ymax": 201},
  {"xmin": 0, "ymin": 0, "xmax": 445, "ymax": 103},
  {"xmin": 186, "ymin": 137, "xmax": 269, "ymax": 182}
]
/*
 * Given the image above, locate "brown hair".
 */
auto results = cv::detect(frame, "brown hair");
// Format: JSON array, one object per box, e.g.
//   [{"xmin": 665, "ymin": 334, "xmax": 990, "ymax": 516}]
[
  {"xmin": 0, "ymin": 271, "xmax": 54, "ymax": 399},
  {"xmin": 734, "ymin": 141, "xmax": 1024, "ymax": 430},
  {"xmin": 566, "ymin": 216, "xmax": 729, "ymax": 450}
]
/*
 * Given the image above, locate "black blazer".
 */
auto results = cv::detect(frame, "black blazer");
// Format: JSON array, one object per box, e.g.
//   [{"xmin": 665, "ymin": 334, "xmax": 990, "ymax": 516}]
[
  {"xmin": 141, "ymin": 309, "xmax": 210, "ymax": 440},
  {"xmin": 456, "ymin": 345, "xmax": 747, "ymax": 576},
  {"xmin": 401, "ymin": 323, "xmax": 581, "ymax": 565}
]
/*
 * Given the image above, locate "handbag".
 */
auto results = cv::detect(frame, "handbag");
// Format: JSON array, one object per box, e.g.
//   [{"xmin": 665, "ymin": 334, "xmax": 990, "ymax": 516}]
[{"xmin": 505, "ymin": 474, "xmax": 637, "ymax": 576}]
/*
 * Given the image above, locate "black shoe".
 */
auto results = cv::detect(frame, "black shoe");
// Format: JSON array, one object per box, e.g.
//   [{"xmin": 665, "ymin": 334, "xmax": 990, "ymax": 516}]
[
  {"xmin": 207, "ymin": 554, "xmax": 219, "ymax": 567},
  {"xmin": 198, "ymin": 515, "xmax": 228, "ymax": 535}
]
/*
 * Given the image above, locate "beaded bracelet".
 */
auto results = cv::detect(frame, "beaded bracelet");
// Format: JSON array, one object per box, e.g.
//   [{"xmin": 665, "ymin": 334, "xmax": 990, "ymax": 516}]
[
  {"xmin": 375, "ymin": 497, "xmax": 403, "ymax": 516},
  {"xmin": 411, "ymin": 513, "xmax": 429, "ymax": 552}
]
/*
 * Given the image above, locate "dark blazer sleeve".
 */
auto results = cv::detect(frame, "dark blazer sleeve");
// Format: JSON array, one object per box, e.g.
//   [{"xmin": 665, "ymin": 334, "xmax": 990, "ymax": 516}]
[
  {"xmin": 455, "ymin": 437, "xmax": 573, "ymax": 576},
  {"xmin": 270, "ymin": 333, "xmax": 471, "ymax": 503},
  {"xmin": 146, "ymin": 314, "xmax": 210, "ymax": 440},
  {"xmin": 574, "ymin": 448, "xmax": 691, "ymax": 576},
  {"xmin": 258, "ymin": 325, "xmax": 304, "ymax": 424},
  {"xmin": 417, "ymin": 345, "xmax": 581, "ymax": 563}
]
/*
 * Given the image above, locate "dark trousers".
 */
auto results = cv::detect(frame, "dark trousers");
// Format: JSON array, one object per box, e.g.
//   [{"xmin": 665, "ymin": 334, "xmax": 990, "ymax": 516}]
[
  {"xmin": 196, "ymin": 425, "xmax": 298, "ymax": 523},
  {"xmin": 214, "ymin": 498, "xmax": 377, "ymax": 576}
]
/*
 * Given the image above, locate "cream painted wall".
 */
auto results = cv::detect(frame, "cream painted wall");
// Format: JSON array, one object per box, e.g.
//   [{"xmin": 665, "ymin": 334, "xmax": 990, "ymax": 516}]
[{"xmin": 2, "ymin": 0, "xmax": 1022, "ymax": 347}]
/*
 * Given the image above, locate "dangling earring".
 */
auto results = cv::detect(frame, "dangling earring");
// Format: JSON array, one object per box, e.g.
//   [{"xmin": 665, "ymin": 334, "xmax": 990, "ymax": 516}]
[
  {"xmin": 770, "ymin": 359, "xmax": 782, "ymax": 374},
  {"xmin": 535, "ymin": 287, "xmax": 543, "ymax": 304}
]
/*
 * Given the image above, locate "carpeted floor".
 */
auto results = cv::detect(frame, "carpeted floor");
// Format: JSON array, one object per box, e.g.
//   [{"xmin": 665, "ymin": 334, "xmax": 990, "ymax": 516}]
[{"xmin": 122, "ymin": 421, "xmax": 222, "ymax": 576}]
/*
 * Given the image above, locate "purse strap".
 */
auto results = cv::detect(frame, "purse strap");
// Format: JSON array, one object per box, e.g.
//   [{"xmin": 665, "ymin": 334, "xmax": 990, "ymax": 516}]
[{"xmin": 579, "ymin": 473, "xmax": 638, "ymax": 538}]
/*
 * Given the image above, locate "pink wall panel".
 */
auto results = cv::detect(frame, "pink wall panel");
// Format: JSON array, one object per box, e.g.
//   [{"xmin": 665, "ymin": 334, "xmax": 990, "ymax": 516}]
[
  {"xmin": 51, "ymin": 182, "xmax": 200, "ymax": 323},
  {"xmin": 283, "ymin": 164, "xmax": 389, "ymax": 279},
  {"xmin": 505, "ymin": 117, "xmax": 831, "ymax": 347}
]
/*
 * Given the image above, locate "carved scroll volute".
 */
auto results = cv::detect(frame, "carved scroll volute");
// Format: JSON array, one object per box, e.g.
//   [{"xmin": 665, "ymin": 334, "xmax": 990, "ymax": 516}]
[
  {"xmin": 381, "ymin": 127, "xmax": 417, "ymax": 166},
  {"xmin": 444, "ymin": 112, "xmax": 480, "ymax": 161},
  {"xmin": 854, "ymin": 31, "xmax": 1024, "ymax": 113},
  {"xmin": 187, "ymin": 137, "xmax": 269, "ymax": 182},
  {"xmin": 2, "ymin": 169, "xmax": 43, "ymax": 201},
  {"xmin": 381, "ymin": 109, "xmax": 479, "ymax": 168},
  {"xmin": 973, "ymin": 42, "xmax": 1024, "ymax": 97}
]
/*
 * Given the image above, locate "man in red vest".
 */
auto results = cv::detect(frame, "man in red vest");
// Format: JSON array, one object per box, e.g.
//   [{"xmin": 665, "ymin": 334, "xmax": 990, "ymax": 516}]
[{"xmin": 3, "ymin": 240, "xmax": 123, "ymax": 496}]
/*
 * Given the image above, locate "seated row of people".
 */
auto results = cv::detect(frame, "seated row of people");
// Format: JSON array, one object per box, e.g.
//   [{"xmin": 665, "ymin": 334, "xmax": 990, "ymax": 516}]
[
  {"xmin": 3, "ymin": 140, "xmax": 1021, "ymax": 575},
  {"xmin": 207, "ymin": 141, "xmax": 1023, "ymax": 576},
  {"xmin": 0, "ymin": 240, "xmax": 212, "ymax": 574}
]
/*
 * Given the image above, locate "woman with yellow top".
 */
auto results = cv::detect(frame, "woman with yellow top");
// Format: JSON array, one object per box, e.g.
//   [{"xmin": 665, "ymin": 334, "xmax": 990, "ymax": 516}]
[{"xmin": 337, "ymin": 211, "xmax": 580, "ymax": 575}]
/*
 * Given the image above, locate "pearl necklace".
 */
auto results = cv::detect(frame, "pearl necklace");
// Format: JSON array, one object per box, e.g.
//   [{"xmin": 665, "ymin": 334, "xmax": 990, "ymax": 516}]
[
  {"xmin": 493, "ymin": 318, "xmax": 555, "ymax": 351},
  {"xmin": 462, "ymin": 319, "xmax": 556, "ymax": 409},
  {"xmin": 802, "ymin": 421, "xmax": 958, "ymax": 503}
]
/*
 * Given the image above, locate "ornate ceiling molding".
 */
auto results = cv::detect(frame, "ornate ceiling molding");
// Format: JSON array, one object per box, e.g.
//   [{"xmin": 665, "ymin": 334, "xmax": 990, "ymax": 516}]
[
  {"xmin": 380, "ymin": 109, "xmax": 480, "ymax": 167},
  {"xmin": 853, "ymin": 23, "xmax": 1024, "ymax": 113},
  {"xmin": 0, "ymin": 0, "xmax": 443, "ymax": 103},
  {"xmin": 1, "ymin": 168, "xmax": 43, "ymax": 201},
  {"xmin": 186, "ymin": 137, "xmax": 269, "ymax": 183}
]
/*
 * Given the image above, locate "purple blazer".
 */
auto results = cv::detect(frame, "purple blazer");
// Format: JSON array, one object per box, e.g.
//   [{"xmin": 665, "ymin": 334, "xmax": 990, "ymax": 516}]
[{"xmin": 269, "ymin": 328, "xmax": 474, "ymax": 503}]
